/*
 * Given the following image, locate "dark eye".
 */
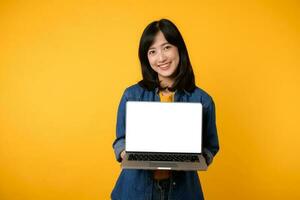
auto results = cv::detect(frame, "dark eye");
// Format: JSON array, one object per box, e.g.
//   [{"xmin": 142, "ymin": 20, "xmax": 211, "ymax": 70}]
[
  {"xmin": 148, "ymin": 50, "xmax": 155, "ymax": 55},
  {"xmin": 164, "ymin": 45, "xmax": 171, "ymax": 50}
]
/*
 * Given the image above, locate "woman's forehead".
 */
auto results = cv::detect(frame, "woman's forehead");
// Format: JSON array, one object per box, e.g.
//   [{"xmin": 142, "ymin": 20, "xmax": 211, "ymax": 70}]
[{"xmin": 149, "ymin": 31, "xmax": 170, "ymax": 49}]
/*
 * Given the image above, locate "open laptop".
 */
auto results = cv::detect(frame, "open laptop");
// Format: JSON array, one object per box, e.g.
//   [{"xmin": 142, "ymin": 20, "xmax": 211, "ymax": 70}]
[{"xmin": 121, "ymin": 101, "xmax": 207, "ymax": 171}]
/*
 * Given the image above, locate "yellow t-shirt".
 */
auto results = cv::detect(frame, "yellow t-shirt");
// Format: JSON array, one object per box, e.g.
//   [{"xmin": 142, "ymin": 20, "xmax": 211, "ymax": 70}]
[{"xmin": 159, "ymin": 91, "xmax": 174, "ymax": 102}]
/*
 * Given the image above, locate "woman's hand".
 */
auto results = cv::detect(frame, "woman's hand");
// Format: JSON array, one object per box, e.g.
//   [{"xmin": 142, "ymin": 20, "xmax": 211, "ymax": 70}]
[{"xmin": 120, "ymin": 150, "xmax": 126, "ymax": 160}]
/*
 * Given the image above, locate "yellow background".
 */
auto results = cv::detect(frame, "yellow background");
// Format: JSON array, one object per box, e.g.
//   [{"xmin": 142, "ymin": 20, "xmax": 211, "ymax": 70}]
[{"xmin": 1, "ymin": 0, "xmax": 299, "ymax": 199}]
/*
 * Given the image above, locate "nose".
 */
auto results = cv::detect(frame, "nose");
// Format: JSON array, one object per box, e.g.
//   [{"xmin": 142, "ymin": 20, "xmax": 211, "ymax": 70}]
[{"xmin": 157, "ymin": 51, "xmax": 167, "ymax": 63}]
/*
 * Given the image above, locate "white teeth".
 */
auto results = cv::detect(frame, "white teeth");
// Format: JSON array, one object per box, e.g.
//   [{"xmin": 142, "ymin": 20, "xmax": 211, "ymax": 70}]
[{"xmin": 159, "ymin": 63, "xmax": 170, "ymax": 68}]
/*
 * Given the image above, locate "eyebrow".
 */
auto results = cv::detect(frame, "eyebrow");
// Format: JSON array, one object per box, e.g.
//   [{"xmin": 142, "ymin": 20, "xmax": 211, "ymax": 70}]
[{"xmin": 148, "ymin": 42, "xmax": 170, "ymax": 50}]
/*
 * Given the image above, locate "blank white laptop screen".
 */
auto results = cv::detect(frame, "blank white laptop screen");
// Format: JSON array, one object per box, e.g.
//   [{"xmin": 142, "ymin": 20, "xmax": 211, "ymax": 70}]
[{"xmin": 125, "ymin": 102, "xmax": 202, "ymax": 153}]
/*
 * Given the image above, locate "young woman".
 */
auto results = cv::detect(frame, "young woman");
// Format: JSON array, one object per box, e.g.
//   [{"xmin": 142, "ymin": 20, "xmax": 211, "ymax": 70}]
[{"xmin": 111, "ymin": 19, "xmax": 219, "ymax": 200}]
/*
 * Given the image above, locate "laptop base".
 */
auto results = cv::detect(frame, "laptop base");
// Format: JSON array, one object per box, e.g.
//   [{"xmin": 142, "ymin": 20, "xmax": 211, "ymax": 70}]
[{"xmin": 121, "ymin": 154, "xmax": 207, "ymax": 171}]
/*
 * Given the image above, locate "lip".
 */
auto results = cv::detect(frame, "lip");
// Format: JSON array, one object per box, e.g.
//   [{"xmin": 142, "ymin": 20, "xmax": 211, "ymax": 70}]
[{"xmin": 158, "ymin": 62, "xmax": 171, "ymax": 70}]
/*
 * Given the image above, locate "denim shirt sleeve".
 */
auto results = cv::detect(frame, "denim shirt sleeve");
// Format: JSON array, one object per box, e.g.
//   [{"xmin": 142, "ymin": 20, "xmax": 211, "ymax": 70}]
[
  {"xmin": 202, "ymin": 97, "xmax": 219, "ymax": 166},
  {"xmin": 112, "ymin": 89, "xmax": 128, "ymax": 162}
]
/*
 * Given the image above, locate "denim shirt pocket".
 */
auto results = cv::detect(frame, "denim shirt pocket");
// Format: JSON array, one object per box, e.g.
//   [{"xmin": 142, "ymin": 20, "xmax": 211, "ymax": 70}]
[
  {"xmin": 126, "ymin": 170, "xmax": 150, "ymax": 200},
  {"xmin": 112, "ymin": 170, "xmax": 147, "ymax": 200}
]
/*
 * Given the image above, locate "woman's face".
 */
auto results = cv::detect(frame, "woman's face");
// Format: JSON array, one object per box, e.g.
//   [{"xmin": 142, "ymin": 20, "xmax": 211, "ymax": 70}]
[{"xmin": 147, "ymin": 31, "xmax": 180, "ymax": 83}]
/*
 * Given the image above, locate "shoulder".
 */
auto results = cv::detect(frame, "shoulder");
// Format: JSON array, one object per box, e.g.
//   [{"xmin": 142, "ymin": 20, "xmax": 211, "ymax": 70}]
[
  {"xmin": 122, "ymin": 83, "xmax": 146, "ymax": 99},
  {"xmin": 125, "ymin": 83, "xmax": 144, "ymax": 93},
  {"xmin": 193, "ymin": 86, "xmax": 213, "ymax": 101},
  {"xmin": 189, "ymin": 86, "xmax": 214, "ymax": 108}
]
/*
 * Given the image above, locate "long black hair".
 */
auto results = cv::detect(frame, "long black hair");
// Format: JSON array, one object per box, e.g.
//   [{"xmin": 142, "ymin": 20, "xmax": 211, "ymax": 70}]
[{"xmin": 138, "ymin": 19, "xmax": 196, "ymax": 92}]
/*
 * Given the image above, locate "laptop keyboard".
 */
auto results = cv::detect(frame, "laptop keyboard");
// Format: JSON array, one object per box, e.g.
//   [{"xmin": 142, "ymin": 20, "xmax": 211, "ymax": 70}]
[{"xmin": 128, "ymin": 153, "xmax": 200, "ymax": 162}]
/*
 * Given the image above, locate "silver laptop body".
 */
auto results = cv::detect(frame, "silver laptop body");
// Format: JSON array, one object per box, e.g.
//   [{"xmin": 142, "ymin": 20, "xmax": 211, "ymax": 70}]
[{"xmin": 121, "ymin": 101, "xmax": 207, "ymax": 171}]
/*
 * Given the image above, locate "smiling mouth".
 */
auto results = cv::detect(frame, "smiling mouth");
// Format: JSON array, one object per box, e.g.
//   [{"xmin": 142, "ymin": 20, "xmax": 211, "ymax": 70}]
[{"xmin": 158, "ymin": 63, "xmax": 170, "ymax": 69}]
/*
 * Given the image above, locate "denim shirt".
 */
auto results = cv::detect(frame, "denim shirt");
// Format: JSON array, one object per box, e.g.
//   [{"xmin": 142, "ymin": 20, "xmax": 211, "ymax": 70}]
[{"xmin": 111, "ymin": 84, "xmax": 219, "ymax": 200}]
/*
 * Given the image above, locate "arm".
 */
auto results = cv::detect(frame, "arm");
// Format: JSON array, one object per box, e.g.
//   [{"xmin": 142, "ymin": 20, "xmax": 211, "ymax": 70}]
[
  {"xmin": 202, "ymin": 97, "xmax": 220, "ymax": 166},
  {"xmin": 112, "ymin": 89, "xmax": 128, "ymax": 162}
]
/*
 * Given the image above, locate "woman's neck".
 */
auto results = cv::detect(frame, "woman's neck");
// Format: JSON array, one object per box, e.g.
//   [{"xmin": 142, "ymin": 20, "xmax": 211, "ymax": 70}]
[
  {"xmin": 160, "ymin": 88, "xmax": 173, "ymax": 96},
  {"xmin": 158, "ymin": 76, "xmax": 174, "ymax": 89}
]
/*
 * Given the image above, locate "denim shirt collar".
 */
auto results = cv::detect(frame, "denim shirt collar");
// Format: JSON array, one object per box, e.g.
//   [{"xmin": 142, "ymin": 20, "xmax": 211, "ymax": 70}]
[{"xmin": 154, "ymin": 87, "xmax": 192, "ymax": 96}]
